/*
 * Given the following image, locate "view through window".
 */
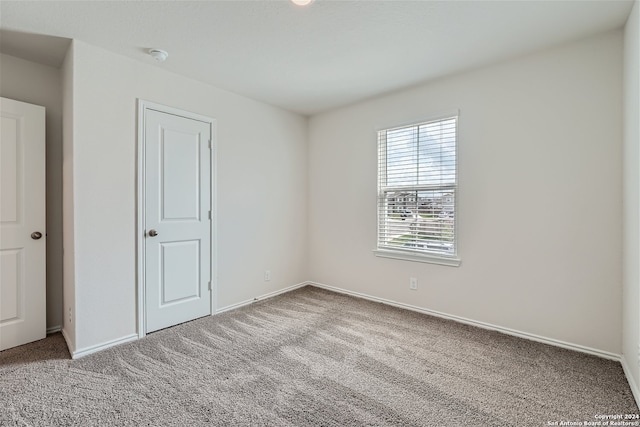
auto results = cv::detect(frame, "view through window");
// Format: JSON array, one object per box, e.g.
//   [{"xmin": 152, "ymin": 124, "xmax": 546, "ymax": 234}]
[{"xmin": 377, "ymin": 116, "xmax": 457, "ymax": 258}]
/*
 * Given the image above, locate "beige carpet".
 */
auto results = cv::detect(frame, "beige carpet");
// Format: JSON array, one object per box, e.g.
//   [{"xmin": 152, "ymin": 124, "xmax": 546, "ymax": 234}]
[{"xmin": 0, "ymin": 286, "xmax": 637, "ymax": 426}]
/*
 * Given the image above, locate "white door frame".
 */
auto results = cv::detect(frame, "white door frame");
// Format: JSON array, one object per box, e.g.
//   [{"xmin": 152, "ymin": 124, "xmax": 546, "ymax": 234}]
[{"xmin": 136, "ymin": 99, "xmax": 217, "ymax": 339}]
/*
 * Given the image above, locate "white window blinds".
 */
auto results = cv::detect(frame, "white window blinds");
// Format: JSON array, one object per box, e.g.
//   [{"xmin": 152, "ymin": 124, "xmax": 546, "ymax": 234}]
[{"xmin": 377, "ymin": 116, "xmax": 457, "ymax": 258}]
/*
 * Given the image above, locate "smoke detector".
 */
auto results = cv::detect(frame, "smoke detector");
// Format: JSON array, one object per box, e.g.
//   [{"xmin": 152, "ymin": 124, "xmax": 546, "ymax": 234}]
[{"xmin": 148, "ymin": 49, "xmax": 169, "ymax": 62}]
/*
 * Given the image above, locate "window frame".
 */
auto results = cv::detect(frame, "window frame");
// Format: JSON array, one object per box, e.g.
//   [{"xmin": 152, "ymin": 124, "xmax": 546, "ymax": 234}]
[{"xmin": 373, "ymin": 112, "xmax": 461, "ymax": 267}]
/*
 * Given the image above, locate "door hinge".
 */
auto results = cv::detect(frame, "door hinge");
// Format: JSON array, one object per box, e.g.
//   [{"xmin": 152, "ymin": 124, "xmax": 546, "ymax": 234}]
[
  {"xmin": 208, "ymin": 281, "xmax": 212, "ymax": 291},
  {"xmin": 208, "ymin": 139, "xmax": 212, "ymax": 149},
  {"xmin": 208, "ymin": 210, "xmax": 211, "ymax": 220}
]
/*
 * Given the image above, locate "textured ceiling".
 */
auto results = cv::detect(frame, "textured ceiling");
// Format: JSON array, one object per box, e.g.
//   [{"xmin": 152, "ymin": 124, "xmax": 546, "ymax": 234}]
[{"xmin": 0, "ymin": 0, "xmax": 634, "ymax": 115}]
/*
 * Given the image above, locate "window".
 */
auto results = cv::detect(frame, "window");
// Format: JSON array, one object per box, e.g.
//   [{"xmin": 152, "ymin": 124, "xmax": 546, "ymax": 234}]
[{"xmin": 375, "ymin": 114, "xmax": 460, "ymax": 266}]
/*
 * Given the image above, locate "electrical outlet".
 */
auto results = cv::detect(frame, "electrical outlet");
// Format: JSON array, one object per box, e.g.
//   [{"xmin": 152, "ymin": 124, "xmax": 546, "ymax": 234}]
[
  {"xmin": 264, "ymin": 270, "xmax": 271, "ymax": 282},
  {"xmin": 68, "ymin": 308, "xmax": 72, "ymax": 324},
  {"xmin": 409, "ymin": 277, "xmax": 418, "ymax": 290}
]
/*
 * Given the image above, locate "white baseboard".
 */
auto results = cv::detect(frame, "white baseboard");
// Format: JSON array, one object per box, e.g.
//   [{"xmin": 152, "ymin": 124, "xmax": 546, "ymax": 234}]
[
  {"xmin": 56, "ymin": 278, "xmax": 631, "ymax": 392},
  {"xmin": 60, "ymin": 282, "xmax": 310, "ymax": 359},
  {"xmin": 309, "ymin": 281, "xmax": 621, "ymax": 362},
  {"xmin": 71, "ymin": 333, "xmax": 138, "ymax": 359},
  {"xmin": 216, "ymin": 281, "xmax": 311, "ymax": 314},
  {"xmin": 621, "ymin": 355, "xmax": 640, "ymax": 409},
  {"xmin": 46, "ymin": 325, "xmax": 62, "ymax": 334}
]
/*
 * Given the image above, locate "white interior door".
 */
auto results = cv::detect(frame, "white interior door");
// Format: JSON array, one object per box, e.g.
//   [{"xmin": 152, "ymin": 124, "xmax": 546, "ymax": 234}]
[
  {"xmin": 144, "ymin": 107, "xmax": 212, "ymax": 333},
  {"xmin": 0, "ymin": 97, "xmax": 46, "ymax": 351}
]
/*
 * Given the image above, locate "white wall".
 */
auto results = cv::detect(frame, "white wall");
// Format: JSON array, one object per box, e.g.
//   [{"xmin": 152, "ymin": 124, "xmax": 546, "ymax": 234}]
[
  {"xmin": 68, "ymin": 40, "xmax": 308, "ymax": 352},
  {"xmin": 623, "ymin": 0, "xmax": 640, "ymax": 399},
  {"xmin": 308, "ymin": 31, "xmax": 623, "ymax": 354},
  {"xmin": 0, "ymin": 53, "xmax": 64, "ymax": 331}
]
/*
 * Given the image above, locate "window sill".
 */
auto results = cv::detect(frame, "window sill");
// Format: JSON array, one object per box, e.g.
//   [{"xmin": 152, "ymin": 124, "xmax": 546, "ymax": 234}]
[{"xmin": 373, "ymin": 249, "xmax": 461, "ymax": 267}]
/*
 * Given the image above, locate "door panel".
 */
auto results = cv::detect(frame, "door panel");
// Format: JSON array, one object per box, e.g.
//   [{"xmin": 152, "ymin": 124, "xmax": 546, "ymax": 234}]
[
  {"xmin": 0, "ymin": 249, "xmax": 22, "ymax": 321},
  {"xmin": 1, "ymin": 116, "xmax": 19, "ymax": 223},
  {"xmin": 161, "ymin": 129, "xmax": 201, "ymax": 221},
  {"xmin": 0, "ymin": 97, "xmax": 46, "ymax": 351},
  {"xmin": 144, "ymin": 108, "xmax": 211, "ymax": 333},
  {"xmin": 160, "ymin": 240, "xmax": 201, "ymax": 305}
]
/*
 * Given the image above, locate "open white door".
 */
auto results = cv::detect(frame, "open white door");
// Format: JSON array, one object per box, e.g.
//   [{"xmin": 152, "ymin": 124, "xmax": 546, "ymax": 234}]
[
  {"xmin": 0, "ymin": 97, "xmax": 46, "ymax": 351},
  {"xmin": 140, "ymin": 103, "xmax": 213, "ymax": 334}
]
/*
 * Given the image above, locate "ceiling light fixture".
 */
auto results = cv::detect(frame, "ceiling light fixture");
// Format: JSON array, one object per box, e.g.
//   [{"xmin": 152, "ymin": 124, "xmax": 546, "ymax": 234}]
[
  {"xmin": 148, "ymin": 48, "xmax": 169, "ymax": 62},
  {"xmin": 291, "ymin": 0, "xmax": 314, "ymax": 6}
]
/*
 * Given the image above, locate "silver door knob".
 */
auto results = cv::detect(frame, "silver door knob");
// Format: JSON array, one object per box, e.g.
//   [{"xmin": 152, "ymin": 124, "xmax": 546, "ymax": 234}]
[
  {"xmin": 148, "ymin": 229, "xmax": 159, "ymax": 237},
  {"xmin": 31, "ymin": 231, "xmax": 43, "ymax": 240}
]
